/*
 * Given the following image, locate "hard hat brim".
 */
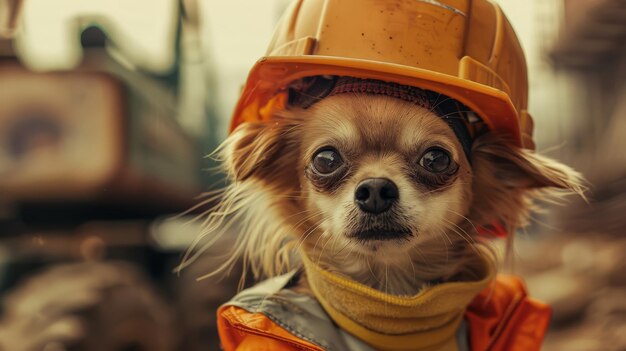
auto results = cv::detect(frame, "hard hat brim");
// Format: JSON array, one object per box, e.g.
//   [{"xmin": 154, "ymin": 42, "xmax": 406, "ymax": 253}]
[{"xmin": 231, "ymin": 56, "xmax": 524, "ymax": 147}]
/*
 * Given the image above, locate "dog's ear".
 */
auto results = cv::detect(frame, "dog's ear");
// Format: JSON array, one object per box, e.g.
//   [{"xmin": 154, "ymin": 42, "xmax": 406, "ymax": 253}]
[
  {"xmin": 220, "ymin": 118, "xmax": 300, "ymax": 185},
  {"xmin": 469, "ymin": 134, "xmax": 585, "ymax": 230},
  {"xmin": 472, "ymin": 135, "xmax": 584, "ymax": 190}
]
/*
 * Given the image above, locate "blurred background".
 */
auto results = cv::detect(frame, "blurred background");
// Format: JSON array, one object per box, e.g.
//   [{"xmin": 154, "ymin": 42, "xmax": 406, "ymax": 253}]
[{"xmin": 0, "ymin": 0, "xmax": 624, "ymax": 350}]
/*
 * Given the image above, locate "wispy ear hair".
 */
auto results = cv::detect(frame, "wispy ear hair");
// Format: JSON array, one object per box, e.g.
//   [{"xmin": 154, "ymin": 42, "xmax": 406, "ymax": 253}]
[
  {"xmin": 470, "ymin": 133, "xmax": 586, "ymax": 233},
  {"xmin": 178, "ymin": 115, "xmax": 304, "ymax": 288}
]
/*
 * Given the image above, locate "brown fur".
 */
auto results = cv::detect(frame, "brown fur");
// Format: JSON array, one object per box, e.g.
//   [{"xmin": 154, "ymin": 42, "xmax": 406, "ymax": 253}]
[
  {"xmin": 470, "ymin": 133, "xmax": 586, "ymax": 232},
  {"xmin": 183, "ymin": 94, "xmax": 584, "ymax": 296}
]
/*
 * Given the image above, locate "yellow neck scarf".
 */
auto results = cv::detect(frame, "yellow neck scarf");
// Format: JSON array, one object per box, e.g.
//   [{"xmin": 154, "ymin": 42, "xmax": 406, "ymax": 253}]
[{"xmin": 301, "ymin": 253, "xmax": 494, "ymax": 351}]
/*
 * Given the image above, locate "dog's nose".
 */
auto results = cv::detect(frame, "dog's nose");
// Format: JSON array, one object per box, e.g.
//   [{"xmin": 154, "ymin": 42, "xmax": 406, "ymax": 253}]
[{"xmin": 354, "ymin": 178, "xmax": 399, "ymax": 214}]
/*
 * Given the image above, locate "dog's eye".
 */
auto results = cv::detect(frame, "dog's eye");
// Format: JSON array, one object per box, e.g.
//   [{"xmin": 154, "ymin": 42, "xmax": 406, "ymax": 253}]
[
  {"xmin": 419, "ymin": 148, "xmax": 451, "ymax": 173},
  {"xmin": 312, "ymin": 148, "xmax": 343, "ymax": 174}
]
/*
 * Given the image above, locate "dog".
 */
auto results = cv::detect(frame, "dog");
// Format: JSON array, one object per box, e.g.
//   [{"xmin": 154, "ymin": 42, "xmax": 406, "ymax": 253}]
[
  {"xmin": 182, "ymin": 76, "xmax": 584, "ymax": 351},
  {"xmin": 190, "ymin": 77, "xmax": 581, "ymax": 288},
  {"xmin": 186, "ymin": 73, "xmax": 584, "ymax": 349},
  {"xmin": 181, "ymin": 0, "xmax": 587, "ymax": 348}
]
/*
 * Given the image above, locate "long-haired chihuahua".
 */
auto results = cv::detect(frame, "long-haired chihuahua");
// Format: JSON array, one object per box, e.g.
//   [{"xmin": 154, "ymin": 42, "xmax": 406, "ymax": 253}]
[
  {"xmin": 181, "ymin": 71, "xmax": 586, "ymax": 350},
  {"xmin": 185, "ymin": 74, "xmax": 583, "ymax": 292}
]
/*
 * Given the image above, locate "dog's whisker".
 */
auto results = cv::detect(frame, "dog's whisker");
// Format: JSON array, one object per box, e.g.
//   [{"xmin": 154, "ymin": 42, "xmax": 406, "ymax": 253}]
[
  {"xmin": 434, "ymin": 228, "xmax": 452, "ymax": 263},
  {"xmin": 441, "ymin": 218, "xmax": 476, "ymax": 245},
  {"xmin": 384, "ymin": 263, "xmax": 389, "ymax": 309},
  {"xmin": 290, "ymin": 210, "xmax": 325, "ymax": 232},
  {"xmin": 316, "ymin": 230, "xmax": 338, "ymax": 266},
  {"xmin": 310, "ymin": 226, "xmax": 331, "ymax": 261},
  {"xmin": 444, "ymin": 208, "xmax": 479, "ymax": 234},
  {"xmin": 427, "ymin": 93, "xmax": 445, "ymax": 113},
  {"xmin": 404, "ymin": 252, "xmax": 417, "ymax": 281},
  {"xmin": 364, "ymin": 255, "xmax": 383, "ymax": 285},
  {"xmin": 419, "ymin": 181, "xmax": 471, "ymax": 196},
  {"xmin": 295, "ymin": 218, "xmax": 326, "ymax": 253}
]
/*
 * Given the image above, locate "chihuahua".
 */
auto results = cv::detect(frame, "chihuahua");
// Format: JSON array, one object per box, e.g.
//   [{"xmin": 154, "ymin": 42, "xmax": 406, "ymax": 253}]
[{"xmin": 185, "ymin": 77, "xmax": 583, "ymax": 299}]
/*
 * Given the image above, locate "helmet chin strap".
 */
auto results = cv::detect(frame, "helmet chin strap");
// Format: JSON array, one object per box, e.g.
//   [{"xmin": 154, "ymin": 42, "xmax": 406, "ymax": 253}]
[{"xmin": 289, "ymin": 76, "xmax": 484, "ymax": 164}]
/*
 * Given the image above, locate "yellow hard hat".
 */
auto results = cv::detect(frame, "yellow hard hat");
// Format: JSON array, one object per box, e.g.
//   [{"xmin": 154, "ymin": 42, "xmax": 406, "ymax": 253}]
[{"xmin": 231, "ymin": 0, "xmax": 534, "ymax": 149}]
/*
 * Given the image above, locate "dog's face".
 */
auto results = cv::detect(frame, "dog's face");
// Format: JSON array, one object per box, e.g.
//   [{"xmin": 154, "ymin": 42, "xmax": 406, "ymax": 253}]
[
  {"xmin": 219, "ymin": 89, "xmax": 581, "ymax": 291},
  {"xmin": 298, "ymin": 94, "xmax": 472, "ymax": 258}
]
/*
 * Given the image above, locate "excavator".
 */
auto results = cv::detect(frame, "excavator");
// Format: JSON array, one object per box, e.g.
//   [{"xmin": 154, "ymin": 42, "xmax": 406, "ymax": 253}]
[{"xmin": 0, "ymin": 1, "xmax": 235, "ymax": 350}]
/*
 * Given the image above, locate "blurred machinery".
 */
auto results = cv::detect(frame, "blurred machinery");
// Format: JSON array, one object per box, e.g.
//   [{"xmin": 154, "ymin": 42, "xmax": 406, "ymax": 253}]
[
  {"xmin": 0, "ymin": 1, "xmax": 233, "ymax": 350},
  {"xmin": 516, "ymin": 1, "xmax": 626, "ymax": 350},
  {"xmin": 0, "ymin": 59, "xmax": 199, "ymax": 208},
  {"xmin": 551, "ymin": 0, "xmax": 626, "ymax": 234}
]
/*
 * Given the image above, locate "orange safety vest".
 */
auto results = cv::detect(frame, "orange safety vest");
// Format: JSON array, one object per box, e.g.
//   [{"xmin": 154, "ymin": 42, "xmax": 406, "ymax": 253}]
[{"xmin": 217, "ymin": 274, "xmax": 551, "ymax": 351}]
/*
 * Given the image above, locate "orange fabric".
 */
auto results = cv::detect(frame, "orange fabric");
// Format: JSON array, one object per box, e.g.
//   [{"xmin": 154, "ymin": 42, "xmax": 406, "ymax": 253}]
[
  {"xmin": 217, "ymin": 305, "xmax": 324, "ymax": 351},
  {"xmin": 466, "ymin": 275, "xmax": 552, "ymax": 351},
  {"xmin": 217, "ymin": 275, "xmax": 551, "ymax": 351}
]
